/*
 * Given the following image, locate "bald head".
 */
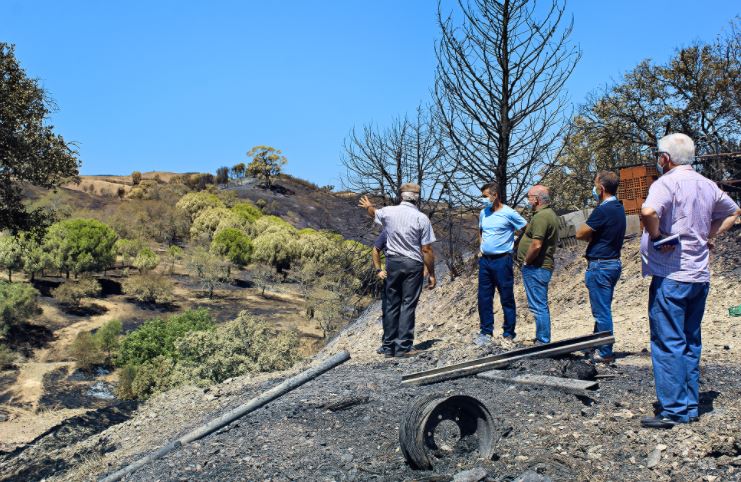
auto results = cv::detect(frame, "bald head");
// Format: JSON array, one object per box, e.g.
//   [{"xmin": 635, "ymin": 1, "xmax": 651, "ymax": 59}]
[{"xmin": 528, "ymin": 185, "xmax": 551, "ymax": 206}]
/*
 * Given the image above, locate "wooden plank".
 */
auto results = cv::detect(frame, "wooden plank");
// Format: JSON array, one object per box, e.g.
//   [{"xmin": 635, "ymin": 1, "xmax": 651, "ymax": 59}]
[
  {"xmin": 477, "ymin": 371, "xmax": 598, "ymax": 394},
  {"xmin": 401, "ymin": 332, "xmax": 614, "ymax": 386}
]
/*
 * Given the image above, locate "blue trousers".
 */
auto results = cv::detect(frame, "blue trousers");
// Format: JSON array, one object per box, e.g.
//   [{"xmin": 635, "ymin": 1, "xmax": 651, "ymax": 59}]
[
  {"xmin": 585, "ymin": 259, "xmax": 622, "ymax": 357},
  {"xmin": 648, "ymin": 276, "xmax": 709, "ymax": 422},
  {"xmin": 477, "ymin": 254, "xmax": 517, "ymax": 337},
  {"xmin": 521, "ymin": 266, "xmax": 553, "ymax": 343}
]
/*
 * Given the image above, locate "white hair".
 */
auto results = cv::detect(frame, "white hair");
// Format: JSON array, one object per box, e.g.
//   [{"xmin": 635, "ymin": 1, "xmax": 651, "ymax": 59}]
[
  {"xmin": 658, "ymin": 133, "xmax": 695, "ymax": 165},
  {"xmin": 401, "ymin": 191, "xmax": 419, "ymax": 203}
]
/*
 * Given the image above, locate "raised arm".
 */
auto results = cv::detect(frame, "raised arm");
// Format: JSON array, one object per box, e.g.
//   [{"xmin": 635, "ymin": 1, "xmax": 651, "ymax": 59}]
[{"xmin": 358, "ymin": 195, "xmax": 376, "ymax": 218}]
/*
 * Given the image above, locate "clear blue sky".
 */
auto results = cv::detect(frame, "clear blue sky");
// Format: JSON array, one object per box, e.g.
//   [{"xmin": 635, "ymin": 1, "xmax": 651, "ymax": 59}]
[{"xmin": 2, "ymin": 1, "xmax": 738, "ymax": 186}]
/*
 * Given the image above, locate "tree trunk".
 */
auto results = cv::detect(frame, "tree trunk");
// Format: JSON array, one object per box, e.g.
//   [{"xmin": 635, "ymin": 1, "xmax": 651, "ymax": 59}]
[
  {"xmin": 66, "ymin": 271, "xmax": 70, "ymax": 279},
  {"xmin": 7, "ymin": 269, "xmax": 11, "ymax": 282}
]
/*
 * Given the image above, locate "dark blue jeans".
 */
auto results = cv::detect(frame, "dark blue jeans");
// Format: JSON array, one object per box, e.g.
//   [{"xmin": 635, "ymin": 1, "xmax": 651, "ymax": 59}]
[
  {"xmin": 521, "ymin": 265, "xmax": 553, "ymax": 343},
  {"xmin": 648, "ymin": 276, "xmax": 709, "ymax": 423},
  {"xmin": 585, "ymin": 259, "xmax": 622, "ymax": 357},
  {"xmin": 477, "ymin": 254, "xmax": 516, "ymax": 337}
]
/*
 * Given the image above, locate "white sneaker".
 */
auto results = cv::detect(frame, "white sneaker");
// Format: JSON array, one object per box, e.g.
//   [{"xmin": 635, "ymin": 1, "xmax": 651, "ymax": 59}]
[{"xmin": 474, "ymin": 333, "xmax": 493, "ymax": 346}]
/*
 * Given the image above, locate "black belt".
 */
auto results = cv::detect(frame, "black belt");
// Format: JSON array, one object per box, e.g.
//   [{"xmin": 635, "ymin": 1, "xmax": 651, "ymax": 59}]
[
  {"xmin": 482, "ymin": 252, "xmax": 511, "ymax": 260},
  {"xmin": 587, "ymin": 257, "xmax": 619, "ymax": 262}
]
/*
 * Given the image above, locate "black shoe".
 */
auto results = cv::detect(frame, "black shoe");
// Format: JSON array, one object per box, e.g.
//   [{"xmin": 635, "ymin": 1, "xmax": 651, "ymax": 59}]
[
  {"xmin": 689, "ymin": 416, "xmax": 699, "ymax": 423},
  {"xmin": 640, "ymin": 416, "xmax": 679, "ymax": 429},
  {"xmin": 384, "ymin": 352, "xmax": 394, "ymax": 359},
  {"xmin": 376, "ymin": 346, "xmax": 384, "ymax": 355}
]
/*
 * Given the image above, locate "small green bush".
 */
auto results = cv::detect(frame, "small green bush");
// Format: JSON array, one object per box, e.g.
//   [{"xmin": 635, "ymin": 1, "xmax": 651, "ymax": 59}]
[
  {"xmin": 133, "ymin": 247, "xmax": 160, "ymax": 273},
  {"xmin": 0, "ymin": 281, "xmax": 41, "ymax": 336},
  {"xmin": 0, "ymin": 344, "xmax": 17, "ymax": 370},
  {"xmin": 95, "ymin": 319, "xmax": 122, "ymax": 359},
  {"xmin": 69, "ymin": 331, "xmax": 104, "ymax": 371},
  {"xmin": 116, "ymin": 309, "xmax": 215, "ymax": 367},
  {"xmin": 211, "ymin": 228, "xmax": 252, "ymax": 266},
  {"xmin": 122, "ymin": 274, "xmax": 175, "ymax": 305},
  {"xmin": 52, "ymin": 278, "xmax": 101, "ymax": 308},
  {"xmin": 115, "ymin": 364, "xmax": 137, "ymax": 399}
]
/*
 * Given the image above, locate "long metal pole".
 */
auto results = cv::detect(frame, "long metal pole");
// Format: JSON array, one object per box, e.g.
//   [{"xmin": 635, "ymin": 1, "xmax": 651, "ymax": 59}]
[{"xmin": 101, "ymin": 350, "xmax": 351, "ymax": 482}]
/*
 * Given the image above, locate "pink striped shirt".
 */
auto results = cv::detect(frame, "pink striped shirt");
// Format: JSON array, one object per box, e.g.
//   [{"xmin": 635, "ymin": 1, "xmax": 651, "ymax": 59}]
[{"xmin": 640, "ymin": 165, "xmax": 739, "ymax": 282}]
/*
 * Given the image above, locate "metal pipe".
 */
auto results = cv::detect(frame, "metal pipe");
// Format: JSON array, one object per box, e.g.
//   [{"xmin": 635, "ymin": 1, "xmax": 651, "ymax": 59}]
[
  {"xmin": 100, "ymin": 350, "xmax": 351, "ymax": 482},
  {"xmin": 402, "ymin": 332, "xmax": 613, "ymax": 386}
]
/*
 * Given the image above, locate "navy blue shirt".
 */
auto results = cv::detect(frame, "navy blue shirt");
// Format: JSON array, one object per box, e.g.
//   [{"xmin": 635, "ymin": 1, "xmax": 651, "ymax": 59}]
[
  {"xmin": 373, "ymin": 230, "xmax": 387, "ymax": 252},
  {"xmin": 585, "ymin": 197, "xmax": 626, "ymax": 260}
]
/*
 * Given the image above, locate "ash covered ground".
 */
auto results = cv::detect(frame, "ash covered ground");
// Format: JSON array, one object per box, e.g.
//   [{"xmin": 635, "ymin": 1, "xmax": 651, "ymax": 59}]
[{"xmin": 119, "ymin": 353, "xmax": 741, "ymax": 482}]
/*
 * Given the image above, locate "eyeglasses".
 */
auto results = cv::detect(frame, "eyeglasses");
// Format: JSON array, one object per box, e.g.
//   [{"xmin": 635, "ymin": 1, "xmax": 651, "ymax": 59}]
[{"xmin": 655, "ymin": 150, "xmax": 670, "ymax": 160}]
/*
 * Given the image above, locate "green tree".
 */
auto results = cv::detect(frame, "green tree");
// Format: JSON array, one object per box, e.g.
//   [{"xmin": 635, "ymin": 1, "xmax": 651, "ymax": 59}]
[
  {"xmin": 251, "ymin": 215, "xmax": 294, "ymax": 236},
  {"xmin": 211, "ymin": 228, "xmax": 252, "ymax": 267},
  {"xmin": 133, "ymin": 247, "xmax": 160, "ymax": 273},
  {"xmin": 122, "ymin": 273, "xmax": 175, "ymax": 305},
  {"xmin": 0, "ymin": 236, "xmax": 23, "ymax": 281},
  {"xmin": 250, "ymin": 263, "xmax": 275, "ymax": 297},
  {"xmin": 246, "ymin": 145, "xmax": 287, "ymax": 189},
  {"xmin": 186, "ymin": 247, "xmax": 230, "ymax": 298},
  {"xmin": 44, "ymin": 219, "xmax": 118, "ymax": 278},
  {"xmin": 0, "ymin": 43, "xmax": 80, "ymax": 232},
  {"xmin": 231, "ymin": 201, "xmax": 262, "ymax": 225},
  {"xmin": 231, "ymin": 163, "xmax": 246, "ymax": 182},
  {"xmin": 115, "ymin": 238, "xmax": 144, "ymax": 268},
  {"xmin": 116, "ymin": 309, "xmax": 215, "ymax": 367},
  {"xmin": 175, "ymin": 191, "xmax": 225, "ymax": 221},
  {"xmin": 0, "ymin": 281, "xmax": 40, "ymax": 336},
  {"xmin": 19, "ymin": 233, "xmax": 49, "ymax": 281},
  {"xmin": 190, "ymin": 207, "xmax": 245, "ymax": 242},
  {"xmin": 251, "ymin": 226, "xmax": 298, "ymax": 274},
  {"xmin": 163, "ymin": 245, "xmax": 183, "ymax": 274}
]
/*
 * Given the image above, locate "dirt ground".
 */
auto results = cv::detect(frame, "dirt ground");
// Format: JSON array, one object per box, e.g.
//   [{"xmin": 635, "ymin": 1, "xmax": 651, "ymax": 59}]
[
  {"xmin": 1, "ymin": 227, "xmax": 739, "ymax": 481},
  {"xmin": 0, "ymin": 270, "xmax": 327, "ymax": 451}
]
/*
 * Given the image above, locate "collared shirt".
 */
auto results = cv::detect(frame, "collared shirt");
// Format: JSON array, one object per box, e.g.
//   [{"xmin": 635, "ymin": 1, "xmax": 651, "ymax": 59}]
[
  {"xmin": 585, "ymin": 196, "xmax": 626, "ymax": 260},
  {"xmin": 640, "ymin": 165, "xmax": 739, "ymax": 282},
  {"xmin": 479, "ymin": 204, "xmax": 527, "ymax": 255},
  {"xmin": 373, "ymin": 229, "xmax": 387, "ymax": 252},
  {"xmin": 374, "ymin": 202, "xmax": 436, "ymax": 263}
]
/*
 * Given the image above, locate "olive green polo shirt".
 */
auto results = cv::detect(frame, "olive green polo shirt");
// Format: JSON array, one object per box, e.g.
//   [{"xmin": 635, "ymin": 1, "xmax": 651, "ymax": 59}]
[{"xmin": 516, "ymin": 207, "xmax": 559, "ymax": 270}]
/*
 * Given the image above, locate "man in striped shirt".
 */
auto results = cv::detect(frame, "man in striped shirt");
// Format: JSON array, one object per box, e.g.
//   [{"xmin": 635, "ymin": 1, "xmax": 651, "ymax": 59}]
[
  {"xmin": 639, "ymin": 133, "xmax": 740, "ymax": 429},
  {"xmin": 359, "ymin": 183, "xmax": 436, "ymax": 358}
]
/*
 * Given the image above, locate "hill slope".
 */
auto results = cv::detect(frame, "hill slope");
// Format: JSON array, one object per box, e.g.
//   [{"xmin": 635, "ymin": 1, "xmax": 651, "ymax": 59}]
[{"xmin": 1, "ymin": 227, "xmax": 738, "ymax": 481}]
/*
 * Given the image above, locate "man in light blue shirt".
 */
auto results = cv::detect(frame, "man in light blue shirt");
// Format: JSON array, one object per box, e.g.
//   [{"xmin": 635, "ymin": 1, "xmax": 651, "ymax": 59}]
[{"xmin": 475, "ymin": 181, "xmax": 527, "ymax": 346}]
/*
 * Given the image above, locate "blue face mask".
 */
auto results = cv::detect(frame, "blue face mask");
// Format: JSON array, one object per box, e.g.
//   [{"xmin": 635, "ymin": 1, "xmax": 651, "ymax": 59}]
[
  {"xmin": 656, "ymin": 161, "xmax": 664, "ymax": 175},
  {"xmin": 592, "ymin": 186, "xmax": 600, "ymax": 203},
  {"xmin": 482, "ymin": 198, "xmax": 493, "ymax": 209}
]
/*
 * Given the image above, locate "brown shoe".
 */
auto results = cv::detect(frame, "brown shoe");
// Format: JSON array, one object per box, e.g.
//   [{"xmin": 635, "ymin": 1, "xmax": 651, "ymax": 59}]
[{"xmin": 395, "ymin": 348, "xmax": 422, "ymax": 358}]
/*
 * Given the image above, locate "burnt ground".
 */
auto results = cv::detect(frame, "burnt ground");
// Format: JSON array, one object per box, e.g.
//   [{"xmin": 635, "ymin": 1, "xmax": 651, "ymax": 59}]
[{"xmin": 109, "ymin": 353, "xmax": 741, "ymax": 482}]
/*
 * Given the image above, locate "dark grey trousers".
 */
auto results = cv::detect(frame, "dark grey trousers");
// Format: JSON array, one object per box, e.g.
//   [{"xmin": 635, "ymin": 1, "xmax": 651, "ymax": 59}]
[{"xmin": 382, "ymin": 255, "xmax": 424, "ymax": 354}]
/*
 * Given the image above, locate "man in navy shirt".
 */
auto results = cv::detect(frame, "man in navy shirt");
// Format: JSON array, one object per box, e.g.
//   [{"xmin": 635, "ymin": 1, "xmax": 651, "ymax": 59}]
[
  {"xmin": 576, "ymin": 171, "xmax": 627, "ymax": 362},
  {"xmin": 476, "ymin": 181, "xmax": 527, "ymax": 346}
]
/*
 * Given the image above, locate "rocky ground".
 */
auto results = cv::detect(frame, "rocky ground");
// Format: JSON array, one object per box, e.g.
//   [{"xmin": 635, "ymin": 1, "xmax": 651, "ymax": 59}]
[{"xmin": 1, "ymin": 227, "xmax": 739, "ymax": 481}]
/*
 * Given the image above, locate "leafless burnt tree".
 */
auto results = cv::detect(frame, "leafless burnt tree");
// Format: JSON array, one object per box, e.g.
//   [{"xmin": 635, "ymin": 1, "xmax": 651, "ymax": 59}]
[
  {"xmin": 435, "ymin": 0, "xmax": 580, "ymax": 206},
  {"xmin": 341, "ymin": 105, "xmax": 449, "ymax": 215}
]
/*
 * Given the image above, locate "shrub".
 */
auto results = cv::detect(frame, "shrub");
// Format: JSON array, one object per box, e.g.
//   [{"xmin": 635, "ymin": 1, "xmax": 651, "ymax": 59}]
[
  {"xmin": 0, "ymin": 236, "xmax": 23, "ymax": 282},
  {"xmin": 115, "ymin": 238, "xmax": 144, "ymax": 267},
  {"xmin": 69, "ymin": 331, "xmax": 104, "ymax": 371},
  {"xmin": 251, "ymin": 228, "xmax": 298, "ymax": 273},
  {"xmin": 251, "ymin": 215, "xmax": 294, "ymax": 236},
  {"xmin": 0, "ymin": 344, "xmax": 17, "ymax": 370},
  {"xmin": 175, "ymin": 191, "xmax": 224, "ymax": 221},
  {"xmin": 122, "ymin": 274, "xmax": 175, "ymax": 305},
  {"xmin": 190, "ymin": 207, "xmax": 244, "ymax": 242},
  {"xmin": 211, "ymin": 228, "xmax": 252, "ymax": 266},
  {"xmin": 186, "ymin": 248, "xmax": 230, "ymax": 298},
  {"xmin": 133, "ymin": 247, "xmax": 160, "ymax": 272},
  {"xmin": 52, "ymin": 278, "xmax": 101, "ymax": 309},
  {"xmin": 231, "ymin": 202, "xmax": 262, "ymax": 224},
  {"xmin": 163, "ymin": 245, "xmax": 183, "ymax": 274},
  {"xmin": 116, "ymin": 309, "xmax": 215, "ymax": 367},
  {"xmin": 95, "ymin": 319, "xmax": 122, "ymax": 359},
  {"xmin": 129, "ymin": 356, "xmax": 181, "ymax": 399},
  {"xmin": 115, "ymin": 364, "xmax": 137, "ymax": 399},
  {"xmin": 0, "ymin": 281, "xmax": 41, "ymax": 336},
  {"xmin": 131, "ymin": 171, "xmax": 142, "ymax": 185},
  {"xmin": 174, "ymin": 312, "xmax": 300, "ymax": 383}
]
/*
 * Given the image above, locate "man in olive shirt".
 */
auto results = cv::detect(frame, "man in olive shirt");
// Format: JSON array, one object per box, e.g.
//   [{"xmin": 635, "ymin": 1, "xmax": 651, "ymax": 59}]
[{"xmin": 516, "ymin": 185, "xmax": 559, "ymax": 344}]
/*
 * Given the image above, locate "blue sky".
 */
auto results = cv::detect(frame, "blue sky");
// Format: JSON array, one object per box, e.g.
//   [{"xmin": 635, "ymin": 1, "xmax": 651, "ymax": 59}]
[{"xmin": 2, "ymin": 1, "xmax": 738, "ymax": 186}]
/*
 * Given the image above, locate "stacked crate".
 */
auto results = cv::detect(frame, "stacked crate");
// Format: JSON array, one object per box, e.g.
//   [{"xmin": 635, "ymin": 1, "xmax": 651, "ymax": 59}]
[{"xmin": 618, "ymin": 165, "xmax": 658, "ymax": 214}]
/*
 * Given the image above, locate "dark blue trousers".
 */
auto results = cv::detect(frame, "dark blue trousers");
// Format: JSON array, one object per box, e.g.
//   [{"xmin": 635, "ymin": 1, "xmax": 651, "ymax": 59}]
[
  {"xmin": 477, "ymin": 254, "xmax": 517, "ymax": 338},
  {"xmin": 648, "ymin": 276, "xmax": 709, "ymax": 422},
  {"xmin": 383, "ymin": 256, "xmax": 424, "ymax": 354}
]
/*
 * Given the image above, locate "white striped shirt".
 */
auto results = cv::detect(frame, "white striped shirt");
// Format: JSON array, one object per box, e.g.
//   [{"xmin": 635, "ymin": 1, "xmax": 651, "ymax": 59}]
[
  {"xmin": 374, "ymin": 202, "xmax": 436, "ymax": 263},
  {"xmin": 640, "ymin": 165, "xmax": 739, "ymax": 282}
]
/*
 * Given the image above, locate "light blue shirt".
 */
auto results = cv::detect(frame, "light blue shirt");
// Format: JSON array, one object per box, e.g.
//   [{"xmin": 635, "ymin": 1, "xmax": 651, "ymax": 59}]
[{"xmin": 479, "ymin": 205, "xmax": 527, "ymax": 255}]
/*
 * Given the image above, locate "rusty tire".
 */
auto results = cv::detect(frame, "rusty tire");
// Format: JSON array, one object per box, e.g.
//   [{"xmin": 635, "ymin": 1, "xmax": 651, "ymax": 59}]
[{"xmin": 399, "ymin": 393, "xmax": 496, "ymax": 470}]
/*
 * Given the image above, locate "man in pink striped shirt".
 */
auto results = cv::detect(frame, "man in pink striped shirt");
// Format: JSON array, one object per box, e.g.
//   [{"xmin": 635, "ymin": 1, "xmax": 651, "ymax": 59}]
[{"xmin": 639, "ymin": 133, "xmax": 740, "ymax": 429}]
